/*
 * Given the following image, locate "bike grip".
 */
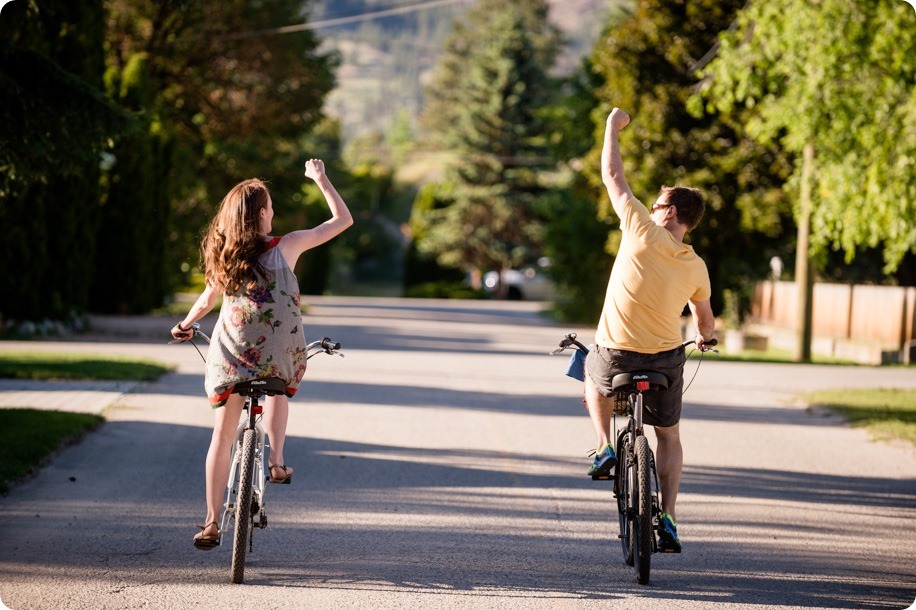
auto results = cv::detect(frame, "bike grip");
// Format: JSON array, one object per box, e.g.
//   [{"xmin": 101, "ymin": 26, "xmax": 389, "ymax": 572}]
[
  {"xmin": 705, "ymin": 338, "xmax": 718, "ymax": 346},
  {"xmin": 321, "ymin": 338, "xmax": 341, "ymax": 351}
]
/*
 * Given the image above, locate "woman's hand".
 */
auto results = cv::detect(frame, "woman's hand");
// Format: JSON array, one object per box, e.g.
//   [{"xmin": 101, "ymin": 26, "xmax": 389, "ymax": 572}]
[
  {"xmin": 171, "ymin": 321, "xmax": 194, "ymax": 342},
  {"xmin": 304, "ymin": 159, "xmax": 325, "ymax": 182}
]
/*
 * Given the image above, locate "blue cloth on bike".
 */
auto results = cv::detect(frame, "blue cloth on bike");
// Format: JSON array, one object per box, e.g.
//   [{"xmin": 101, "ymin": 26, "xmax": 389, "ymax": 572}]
[{"xmin": 565, "ymin": 349, "xmax": 587, "ymax": 382}]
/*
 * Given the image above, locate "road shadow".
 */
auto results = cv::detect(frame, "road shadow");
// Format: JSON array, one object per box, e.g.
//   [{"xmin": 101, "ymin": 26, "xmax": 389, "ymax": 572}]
[
  {"xmin": 1, "ymin": 420, "xmax": 913, "ymax": 608},
  {"xmin": 682, "ymin": 464, "xmax": 915, "ymax": 510},
  {"xmin": 682, "ymin": 400, "xmax": 842, "ymax": 427}
]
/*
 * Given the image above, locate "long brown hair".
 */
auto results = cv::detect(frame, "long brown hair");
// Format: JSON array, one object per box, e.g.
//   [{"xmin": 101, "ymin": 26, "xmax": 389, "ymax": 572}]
[{"xmin": 202, "ymin": 178, "xmax": 270, "ymax": 295}]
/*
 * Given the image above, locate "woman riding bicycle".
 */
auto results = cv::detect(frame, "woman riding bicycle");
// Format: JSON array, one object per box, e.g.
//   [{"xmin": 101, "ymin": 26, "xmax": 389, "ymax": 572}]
[
  {"xmin": 584, "ymin": 108, "xmax": 716, "ymax": 553},
  {"xmin": 170, "ymin": 159, "xmax": 353, "ymax": 550}
]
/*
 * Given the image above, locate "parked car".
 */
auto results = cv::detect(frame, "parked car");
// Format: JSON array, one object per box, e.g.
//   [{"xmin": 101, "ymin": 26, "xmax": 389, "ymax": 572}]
[{"xmin": 483, "ymin": 258, "xmax": 557, "ymax": 301}]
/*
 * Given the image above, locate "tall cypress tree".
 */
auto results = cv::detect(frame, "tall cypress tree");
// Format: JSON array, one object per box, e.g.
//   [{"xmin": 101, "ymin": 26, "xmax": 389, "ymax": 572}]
[
  {"xmin": 417, "ymin": 1, "xmax": 559, "ymax": 290},
  {"xmin": 89, "ymin": 52, "xmax": 170, "ymax": 313},
  {"xmin": 0, "ymin": 1, "xmax": 133, "ymax": 323}
]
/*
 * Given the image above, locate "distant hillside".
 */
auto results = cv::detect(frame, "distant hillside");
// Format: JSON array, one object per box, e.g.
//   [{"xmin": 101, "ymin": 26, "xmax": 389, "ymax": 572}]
[{"xmin": 311, "ymin": 0, "xmax": 625, "ymax": 141}]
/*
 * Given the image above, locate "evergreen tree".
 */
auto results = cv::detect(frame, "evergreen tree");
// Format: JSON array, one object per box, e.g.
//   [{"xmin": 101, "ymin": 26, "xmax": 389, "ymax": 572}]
[
  {"xmin": 416, "ymin": 1, "xmax": 559, "ymax": 291},
  {"xmin": 540, "ymin": 57, "xmax": 614, "ymax": 322}
]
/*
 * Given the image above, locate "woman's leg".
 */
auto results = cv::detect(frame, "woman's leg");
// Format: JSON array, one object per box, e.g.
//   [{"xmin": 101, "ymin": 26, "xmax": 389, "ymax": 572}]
[
  {"xmin": 263, "ymin": 394, "xmax": 293, "ymax": 478},
  {"xmin": 197, "ymin": 394, "xmax": 244, "ymax": 540}
]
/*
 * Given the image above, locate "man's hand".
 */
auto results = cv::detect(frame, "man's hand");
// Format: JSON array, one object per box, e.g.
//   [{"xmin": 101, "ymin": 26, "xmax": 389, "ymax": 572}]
[
  {"xmin": 304, "ymin": 159, "xmax": 325, "ymax": 182},
  {"xmin": 696, "ymin": 335, "xmax": 718, "ymax": 351},
  {"xmin": 608, "ymin": 107, "xmax": 630, "ymax": 131}
]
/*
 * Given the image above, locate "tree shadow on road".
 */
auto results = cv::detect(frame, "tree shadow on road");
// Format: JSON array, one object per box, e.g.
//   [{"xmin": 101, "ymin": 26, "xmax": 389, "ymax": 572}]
[{"xmin": 1, "ymin": 420, "xmax": 913, "ymax": 608}]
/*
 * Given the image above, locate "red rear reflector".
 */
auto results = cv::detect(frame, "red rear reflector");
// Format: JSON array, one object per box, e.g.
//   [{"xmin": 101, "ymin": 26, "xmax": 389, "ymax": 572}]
[
  {"xmin": 252, "ymin": 405, "xmax": 263, "ymax": 415},
  {"xmin": 636, "ymin": 381, "xmax": 650, "ymax": 391}
]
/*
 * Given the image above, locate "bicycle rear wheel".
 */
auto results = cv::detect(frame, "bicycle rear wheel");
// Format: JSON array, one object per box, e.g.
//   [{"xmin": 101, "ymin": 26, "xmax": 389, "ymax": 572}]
[
  {"xmin": 231, "ymin": 429, "xmax": 256, "ymax": 584},
  {"xmin": 615, "ymin": 430, "xmax": 635, "ymax": 566},
  {"xmin": 634, "ymin": 435, "xmax": 653, "ymax": 584}
]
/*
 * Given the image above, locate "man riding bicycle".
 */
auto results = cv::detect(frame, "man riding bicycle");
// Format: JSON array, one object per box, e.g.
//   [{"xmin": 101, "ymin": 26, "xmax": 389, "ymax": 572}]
[{"xmin": 584, "ymin": 108, "xmax": 716, "ymax": 553}]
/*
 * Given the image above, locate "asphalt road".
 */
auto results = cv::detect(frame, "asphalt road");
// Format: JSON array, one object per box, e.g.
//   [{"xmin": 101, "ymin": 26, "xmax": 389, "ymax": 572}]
[{"xmin": 1, "ymin": 296, "xmax": 915, "ymax": 610}]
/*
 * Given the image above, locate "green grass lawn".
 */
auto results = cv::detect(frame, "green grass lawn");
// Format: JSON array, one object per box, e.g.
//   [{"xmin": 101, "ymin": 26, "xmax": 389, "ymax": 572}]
[
  {"xmin": 801, "ymin": 388, "xmax": 916, "ymax": 445},
  {"xmin": 0, "ymin": 408, "xmax": 104, "ymax": 494},
  {"xmin": 0, "ymin": 352, "xmax": 174, "ymax": 493},
  {"xmin": 0, "ymin": 351, "xmax": 174, "ymax": 381}
]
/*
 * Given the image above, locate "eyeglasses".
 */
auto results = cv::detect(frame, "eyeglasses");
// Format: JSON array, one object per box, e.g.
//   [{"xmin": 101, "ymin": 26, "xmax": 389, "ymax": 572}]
[{"xmin": 652, "ymin": 203, "xmax": 674, "ymax": 212}]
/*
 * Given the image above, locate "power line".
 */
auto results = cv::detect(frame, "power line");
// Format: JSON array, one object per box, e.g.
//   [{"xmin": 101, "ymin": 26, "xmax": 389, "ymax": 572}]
[{"xmin": 223, "ymin": 0, "xmax": 472, "ymax": 41}]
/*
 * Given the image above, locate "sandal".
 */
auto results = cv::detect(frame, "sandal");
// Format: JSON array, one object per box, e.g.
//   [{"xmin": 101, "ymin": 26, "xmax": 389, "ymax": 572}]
[
  {"xmin": 268, "ymin": 464, "xmax": 294, "ymax": 484},
  {"xmin": 193, "ymin": 521, "xmax": 220, "ymax": 551}
]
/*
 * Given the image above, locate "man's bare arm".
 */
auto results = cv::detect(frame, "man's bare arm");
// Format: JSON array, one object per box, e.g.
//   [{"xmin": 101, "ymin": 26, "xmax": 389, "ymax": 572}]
[
  {"xmin": 601, "ymin": 108, "xmax": 635, "ymax": 217},
  {"xmin": 688, "ymin": 298, "xmax": 716, "ymax": 347}
]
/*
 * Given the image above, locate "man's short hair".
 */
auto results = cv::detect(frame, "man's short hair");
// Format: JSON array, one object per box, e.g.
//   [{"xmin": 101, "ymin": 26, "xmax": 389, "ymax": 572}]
[{"xmin": 660, "ymin": 185, "xmax": 705, "ymax": 231}]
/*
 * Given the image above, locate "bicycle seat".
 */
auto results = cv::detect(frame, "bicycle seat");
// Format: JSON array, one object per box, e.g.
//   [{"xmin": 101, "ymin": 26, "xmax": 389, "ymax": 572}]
[
  {"xmin": 611, "ymin": 371, "xmax": 669, "ymax": 392},
  {"xmin": 232, "ymin": 377, "xmax": 287, "ymax": 397}
]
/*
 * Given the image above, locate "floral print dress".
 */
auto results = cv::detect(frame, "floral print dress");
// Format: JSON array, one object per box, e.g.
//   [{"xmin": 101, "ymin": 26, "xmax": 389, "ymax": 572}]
[{"xmin": 205, "ymin": 237, "xmax": 307, "ymax": 407}]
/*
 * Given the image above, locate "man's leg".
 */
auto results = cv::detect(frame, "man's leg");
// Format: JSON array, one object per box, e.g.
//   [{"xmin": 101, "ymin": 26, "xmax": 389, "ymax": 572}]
[
  {"xmin": 584, "ymin": 373, "xmax": 618, "ymax": 476},
  {"xmin": 653, "ymin": 422, "xmax": 683, "ymax": 521},
  {"xmin": 584, "ymin": 373, "xmax": 615, "ymax": 447}
]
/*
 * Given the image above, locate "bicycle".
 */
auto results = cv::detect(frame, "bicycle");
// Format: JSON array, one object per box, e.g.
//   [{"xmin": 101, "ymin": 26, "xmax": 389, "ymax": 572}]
[
  {"xmin": 171, "ymin": 323, "xmax": 343, "ymax": 584},
  {"xmin": 551, "ymin": 332, "xmax": 717, "ymax": 585}
]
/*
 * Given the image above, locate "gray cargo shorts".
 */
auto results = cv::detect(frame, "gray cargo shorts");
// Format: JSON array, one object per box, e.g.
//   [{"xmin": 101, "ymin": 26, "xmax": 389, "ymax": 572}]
[{"xmin": 584, "ymin": 344, "xmax": 687, "ymax": 428}]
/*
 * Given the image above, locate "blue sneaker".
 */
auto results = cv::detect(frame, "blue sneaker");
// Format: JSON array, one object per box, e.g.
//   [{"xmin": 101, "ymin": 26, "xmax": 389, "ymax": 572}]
[
  {"xmin": 658, "ymin": 513, "xmax": 681, "ymax": 553},
  {"xmin": 587, "ymin": 444, "xmax": 617, "ymax": 478}
]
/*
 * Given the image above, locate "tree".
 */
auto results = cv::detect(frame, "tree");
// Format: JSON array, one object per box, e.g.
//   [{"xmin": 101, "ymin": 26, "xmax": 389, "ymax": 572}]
[
  {"xmin": 416, "ymin": 1, "xmax": 559, "ymax": 291},
  {"xmin": 538, "ymin": 56, "xmax": 614, "ymax": 322},
  {"xmin": 582, "ymin": 0, "xmax": 794, "ymax": 317},
  {"xmin": 0, "ymin": 0, "xmax": 136, "ymax": 323},
  {"xmin": 696, "ymin": 0, "xmax": 915, "ymax": 360},
  {"xmin": 420, "ymin": 0, "xmax": 559, "ymax": 139},
  {"xmin": 696, "ymin": 0, "xmax": 915, "ymax": 275},
  {"xmin": 103, "ymin": 0, "xmax": 336, "ymax": 302}
]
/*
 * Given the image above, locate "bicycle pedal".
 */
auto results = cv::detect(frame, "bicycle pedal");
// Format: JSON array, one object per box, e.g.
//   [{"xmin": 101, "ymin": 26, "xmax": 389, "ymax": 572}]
[{"xmin": 591, "ymin": 474, "xmax": 614, "ymax": 481}]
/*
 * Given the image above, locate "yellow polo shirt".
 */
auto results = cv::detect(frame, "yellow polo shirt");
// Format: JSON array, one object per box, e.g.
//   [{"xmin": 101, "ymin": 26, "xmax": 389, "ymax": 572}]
[{"xmin": 595, "ymin": 196, "xmax": 711, "ymax": 353}]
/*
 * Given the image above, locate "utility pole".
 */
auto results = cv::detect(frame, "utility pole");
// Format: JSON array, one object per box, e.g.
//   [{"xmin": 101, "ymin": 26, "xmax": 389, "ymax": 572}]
[{"xmin": 794, "ymin": 142, "xmax": 815, "ymax": 363}]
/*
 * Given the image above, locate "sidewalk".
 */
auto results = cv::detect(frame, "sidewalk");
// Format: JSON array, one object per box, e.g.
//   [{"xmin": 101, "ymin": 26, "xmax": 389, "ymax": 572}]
[
  {"xmin": 0, "ymin": 379, "xmax": 138, "ymax": 414},
  {"xmin": 0, "ymin": 313, "xmax": 195, "ymax": 415}
]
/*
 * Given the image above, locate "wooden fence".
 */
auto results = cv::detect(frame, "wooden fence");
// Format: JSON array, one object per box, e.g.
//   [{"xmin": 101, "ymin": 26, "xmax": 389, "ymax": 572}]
[{"xmin": 749, "ymin": 281, "xmax": 916, "ymax": 364}]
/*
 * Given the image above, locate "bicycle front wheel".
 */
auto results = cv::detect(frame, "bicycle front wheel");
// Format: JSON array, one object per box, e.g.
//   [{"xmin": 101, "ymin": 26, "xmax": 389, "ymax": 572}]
[
  {"xmin": 634, "ymin": 435, "xmax": 653, "ymax": 585},
  {"xmin": 231, "ymin": 429, "xmax": 256, "ymax": 584}
]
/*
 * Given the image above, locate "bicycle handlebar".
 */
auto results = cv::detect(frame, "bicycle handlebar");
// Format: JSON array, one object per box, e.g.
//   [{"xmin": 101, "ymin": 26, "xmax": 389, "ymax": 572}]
[
  {"xmin": 306, "ymin": 337, "xmax": 344, "ymax": 359},
  {"xmin": 550, "ymin": 332, "xmax": 589, "ymax": 355},
  {"xmin": 551, "ymin": 332, "xmax": 719, "ymax": 355},
  {"xmin": 682, "ymin": 337, "xmax": 718, "ymax": 353}
]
